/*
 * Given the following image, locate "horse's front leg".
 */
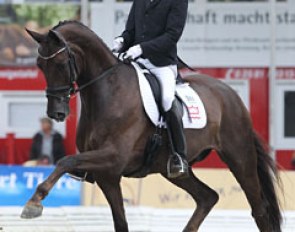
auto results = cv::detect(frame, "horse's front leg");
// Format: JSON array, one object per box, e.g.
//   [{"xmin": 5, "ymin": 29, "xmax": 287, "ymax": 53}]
[
  {"xmin": 21, "ymin": 146, "xmax": 120, "ymax": 219},
  {"xmin": 95, "ymin": 175, "xmax": 129, "ymax": 232}
]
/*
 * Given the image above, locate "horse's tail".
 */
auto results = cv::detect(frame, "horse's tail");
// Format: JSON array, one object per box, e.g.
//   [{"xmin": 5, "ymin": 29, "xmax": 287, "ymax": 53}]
[{"xmin": 253, "ymin": 131, "xmax": 282, "ymax": 232}]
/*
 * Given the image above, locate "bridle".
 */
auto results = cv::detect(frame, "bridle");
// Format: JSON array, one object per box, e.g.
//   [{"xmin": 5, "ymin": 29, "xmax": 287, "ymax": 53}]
[
  {"xmin": 39, "ymin": 30, "xmax": 119, "ymax": 102},
  {"xmin": 39, "ymin": 32, "xmax": 79, "ymax": 102}
]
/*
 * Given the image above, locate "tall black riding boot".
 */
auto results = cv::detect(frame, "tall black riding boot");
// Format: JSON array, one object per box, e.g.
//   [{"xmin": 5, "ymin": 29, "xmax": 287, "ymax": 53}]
[{"xmin": 165, "ymin": 101, "xmax": 189, "ymax": 179}]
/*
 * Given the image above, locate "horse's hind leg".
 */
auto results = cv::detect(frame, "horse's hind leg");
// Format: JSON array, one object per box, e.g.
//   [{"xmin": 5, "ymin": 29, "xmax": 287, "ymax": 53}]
[
  {"xmin": 219, "ymin": 142, "xmax": 273, "ymax": 232},
  {"xmin": 162, "ymin": 169, "xmax": 219, "ymax": 232}
]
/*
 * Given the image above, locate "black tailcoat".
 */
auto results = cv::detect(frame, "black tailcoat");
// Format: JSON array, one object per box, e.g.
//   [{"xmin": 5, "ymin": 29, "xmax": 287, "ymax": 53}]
[{"xmin": 121, "ymin": 0, "xmax": 188, "ymax": 67}]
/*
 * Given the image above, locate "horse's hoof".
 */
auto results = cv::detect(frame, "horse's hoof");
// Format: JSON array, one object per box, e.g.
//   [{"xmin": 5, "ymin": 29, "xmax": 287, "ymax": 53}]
[{"xmin": 21, "ymin": 203, "xmax": 43, "ymax": 219}]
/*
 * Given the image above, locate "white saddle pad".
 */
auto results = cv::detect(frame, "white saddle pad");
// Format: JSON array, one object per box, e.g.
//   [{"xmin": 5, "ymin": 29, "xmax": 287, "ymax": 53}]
[{"xmin": 132, "ymin": 62, "xmax": 207, "ymax": 129}]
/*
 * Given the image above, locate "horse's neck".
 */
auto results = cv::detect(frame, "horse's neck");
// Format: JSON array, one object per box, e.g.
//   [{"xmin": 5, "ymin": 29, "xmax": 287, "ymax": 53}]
[
  {"xmin": 78, "ymin": 55, "xmax": 120, "ymax": 121},
  {"xmin": 60, "ymin": 25, "xmax": 117, "ymax": 82},
  {"xmin": 71, "ymin": 30, "xmax": 119, "ymax": 118},
  {"xmin": 78, "ymin": 61, "xmax": 136, "ymax": 123},
  {"xmin": 78, "ymin": 42, "xmax": 117, "ymax": 82}
]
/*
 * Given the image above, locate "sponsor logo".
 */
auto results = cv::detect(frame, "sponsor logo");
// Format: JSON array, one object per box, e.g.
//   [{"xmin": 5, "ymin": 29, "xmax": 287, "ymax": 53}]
[{"xmin": 188, "ymin": 106, "xmax": 200, "ymax": 119}]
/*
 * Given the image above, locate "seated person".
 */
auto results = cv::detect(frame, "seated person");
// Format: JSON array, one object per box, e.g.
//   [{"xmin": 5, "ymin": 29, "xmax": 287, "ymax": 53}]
[
  {"xmin": 29, "ymin": 117, "xmax": 65, "ymax": 165},
  {"xmin": 36, "ymin": 155, "xmax": 51, "ymax": 166}
]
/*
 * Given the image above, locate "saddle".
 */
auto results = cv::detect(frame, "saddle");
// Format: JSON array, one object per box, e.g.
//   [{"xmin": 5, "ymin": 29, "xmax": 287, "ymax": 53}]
[{"xmin": 136, "ymin": 62, "xmax": 184, "ymax": 119}]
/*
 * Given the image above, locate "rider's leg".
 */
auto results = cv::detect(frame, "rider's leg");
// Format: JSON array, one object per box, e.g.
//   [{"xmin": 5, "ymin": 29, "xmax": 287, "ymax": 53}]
[
  {"xmin": 143, "ymin": 61, "xmax": 189, "ymax": 178},
  {"xmin": 137, "ymin": 58, "xmax": 177, "ymax": 111},
  {"xmin": 149, "ymin": 65, "xmax": 177, "ymax": 112},
  {"xmin": 165, "ymin": 100, "xmax": 189, "ymax": 178}
]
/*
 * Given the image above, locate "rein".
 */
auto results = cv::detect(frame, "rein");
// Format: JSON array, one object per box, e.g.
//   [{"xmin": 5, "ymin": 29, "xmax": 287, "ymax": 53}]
[
  {"xmin": 45, "ymin": 63, "xmax": 118, "ymax": 100},
  {"xmin": 74, "ymin": 65, "xmax": 118, "ymax": 93},
  {"xmin": 38, "ymin": 30, "xmax": 119, "ymax": 101}
]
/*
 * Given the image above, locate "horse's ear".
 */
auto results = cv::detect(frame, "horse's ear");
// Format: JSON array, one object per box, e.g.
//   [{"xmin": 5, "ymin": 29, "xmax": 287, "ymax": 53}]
[
  {"xmin": 26, "ymin": 28, "xmax": 45, "ymax": 43},
  {"xmin": 48, "ymin": 29, "xmax": 65, "ymax": 45}
]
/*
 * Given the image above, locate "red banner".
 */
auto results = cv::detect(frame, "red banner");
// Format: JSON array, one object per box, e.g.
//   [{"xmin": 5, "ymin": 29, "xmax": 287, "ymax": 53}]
[{"xmin": 0, "ymin": 67, "xmax": 45, "ymax": 90}]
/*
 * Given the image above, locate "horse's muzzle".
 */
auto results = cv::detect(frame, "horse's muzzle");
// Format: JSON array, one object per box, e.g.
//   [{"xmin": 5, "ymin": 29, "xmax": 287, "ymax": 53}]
[
  {"xmin": 47, "ymin": 111, "xmax": 66, "ymax": 122},
  {"xmin": 47, "ymin": 97, "xmax": 69, "ymax": 122}
]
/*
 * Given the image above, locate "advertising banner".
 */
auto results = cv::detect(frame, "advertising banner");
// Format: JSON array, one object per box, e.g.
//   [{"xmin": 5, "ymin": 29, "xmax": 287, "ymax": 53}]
[
  {"xmin": 83, "ymin": 169, "xmax": 295, "ymax": 210},
  {"xmin": 0, "ymin": 165, "xmax": 81, "ymax": 206},
  {"xmin": 180, "ymin": 3, "xmax": 295, "ymax": 67},
  {"xmin": 91, "ymin": 1, "xmax": 295, "ymax": 67}
]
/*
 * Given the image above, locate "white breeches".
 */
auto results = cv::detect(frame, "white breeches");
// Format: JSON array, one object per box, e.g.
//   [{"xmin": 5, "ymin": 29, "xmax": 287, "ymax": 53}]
[{"xmin": 137, "ymin": 58, "xmax": 177, "ymax": 112}]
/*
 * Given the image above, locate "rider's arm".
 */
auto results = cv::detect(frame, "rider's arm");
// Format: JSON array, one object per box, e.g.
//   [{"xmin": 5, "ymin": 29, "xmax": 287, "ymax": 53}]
[
  {"xmin": 140, "ymin": 0, "xmax": 188, "ymax": 57},
  {"xmin": 121, "ymin": 2, "xmax": 136, "ymax": 49}
]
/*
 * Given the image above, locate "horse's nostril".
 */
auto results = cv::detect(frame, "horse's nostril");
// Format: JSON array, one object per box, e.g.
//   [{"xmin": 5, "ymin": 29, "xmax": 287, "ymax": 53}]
[
  {"xmin": 47, "ymin": 112, "xmax": 66, "ymax": 121},
  {"xmin": 57, "ymin": 113, "xmax": 66, "ymax": 121},
  {"xmin": 47, "ymin": 112, "xmax": 55, "ymax": 120}
]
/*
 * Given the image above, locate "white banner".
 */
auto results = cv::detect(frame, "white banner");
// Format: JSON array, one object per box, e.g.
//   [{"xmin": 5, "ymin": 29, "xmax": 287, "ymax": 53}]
[{"xmin": 91, "ymin": 1, "xmax": 295, "ymax": 67}]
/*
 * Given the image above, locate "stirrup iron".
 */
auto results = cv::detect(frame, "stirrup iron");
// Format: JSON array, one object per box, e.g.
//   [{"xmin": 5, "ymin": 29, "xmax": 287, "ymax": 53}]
[
  {"xmin": 67, "ymin": 172, "xmax": 88, "ymax": 182},
  {"xmin": 167, "ymin": 153, "xmax": 188, "ymax": 179}
]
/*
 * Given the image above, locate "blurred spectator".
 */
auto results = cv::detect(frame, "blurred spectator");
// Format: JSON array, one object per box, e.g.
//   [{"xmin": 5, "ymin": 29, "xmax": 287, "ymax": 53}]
[
  {"xmin": 29, "ymin": 117, "xmax": 65, "ymax": 165},
  {"xmin": 37, "ymin": 155, "xmax": 52, "ymax": 166}
]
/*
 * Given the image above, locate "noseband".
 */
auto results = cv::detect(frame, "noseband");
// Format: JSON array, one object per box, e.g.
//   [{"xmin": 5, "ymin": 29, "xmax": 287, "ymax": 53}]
[{"xmin": 39, "ymin": 30, "xmax": 119, "ymax": 102}]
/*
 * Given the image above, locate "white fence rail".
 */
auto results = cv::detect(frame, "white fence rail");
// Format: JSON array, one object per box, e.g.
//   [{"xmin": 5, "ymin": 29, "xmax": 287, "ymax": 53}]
[{"xmin": 1, "ymin": 207, "xmax": 295, "ymax": 232}]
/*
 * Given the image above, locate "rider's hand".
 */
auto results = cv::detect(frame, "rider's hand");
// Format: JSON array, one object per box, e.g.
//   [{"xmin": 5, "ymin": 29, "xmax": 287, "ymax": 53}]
[
  {"xmin": 124, "ymin": 45, "xmax": 143, "ymax": 60},
  {"xmin": 112, "ymin": 37, "xmax": 124, "ymax": 53}
]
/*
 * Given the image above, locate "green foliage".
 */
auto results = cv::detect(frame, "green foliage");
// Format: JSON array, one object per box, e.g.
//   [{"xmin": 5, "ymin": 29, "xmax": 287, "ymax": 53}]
[{"xmin": 14, "ymin": 4, "xmax": 79, "ymax": 27}]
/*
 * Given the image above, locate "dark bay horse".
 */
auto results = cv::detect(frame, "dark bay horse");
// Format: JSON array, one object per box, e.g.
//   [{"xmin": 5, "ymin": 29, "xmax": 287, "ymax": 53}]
[{"xmin": 22, "ymin": 21, "xmax": 282, "ymax": 232}]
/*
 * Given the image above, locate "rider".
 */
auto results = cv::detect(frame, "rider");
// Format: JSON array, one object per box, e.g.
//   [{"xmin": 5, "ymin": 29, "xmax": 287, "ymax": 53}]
[{"xmin": 112, "ymin": 0, "xmax": 189, "ymax": 178}]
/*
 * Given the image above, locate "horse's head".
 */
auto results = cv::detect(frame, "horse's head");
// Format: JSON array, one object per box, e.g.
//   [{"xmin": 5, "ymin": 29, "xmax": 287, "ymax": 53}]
[{"xmin": 26, "ymin": 28, "xmax": 79, "ymax": 122}]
